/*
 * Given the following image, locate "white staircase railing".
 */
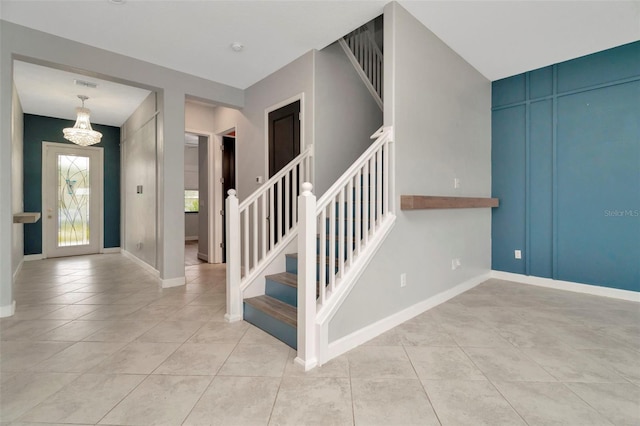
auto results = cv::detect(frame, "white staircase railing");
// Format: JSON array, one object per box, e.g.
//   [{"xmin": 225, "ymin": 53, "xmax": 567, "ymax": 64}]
[
  {"xmin": 225, "ymin": 146, "xmax": 313, "ymax": 322},
  {"xmin": 340, "ymin": 24, "xmax": 383, "ymax": 109},
  {"xmin": 296, "ymin": 126, "xmax": 395, "ymax": 369}
]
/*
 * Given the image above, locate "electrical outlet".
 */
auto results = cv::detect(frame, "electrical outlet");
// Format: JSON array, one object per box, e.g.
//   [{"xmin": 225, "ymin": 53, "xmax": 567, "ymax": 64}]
[
  {"xmin": 451, "ymin": 258, "xmax": 461, "ymax": 270},
  {"xmin": 454, "ymin": 178, "xmax": 461, "ymax": 189},
  {"xmin": 515, "ymin": 250, "xmax": 522, "ymax": 259},
  {"xmin": 400, "ymin": 273, "xmax": 407, "ymax": 288}
]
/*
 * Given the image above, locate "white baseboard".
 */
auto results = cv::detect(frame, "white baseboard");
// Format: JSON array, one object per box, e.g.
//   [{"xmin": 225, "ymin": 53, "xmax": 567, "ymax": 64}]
[
  {"xmin": 0, "ymin": 301, "xmax": 16, "ymax": 318},
  {"xmin": 197, "ymin": 252, "xmax": 209, "ymax": 262},
  {"xmin": 491, "ymin": 271, "xmax": 640, "ymax": 302},
  {"xmin": 121, "ymin": 249, "xmax": 159, "ymax": 277},
  {"xmin": 101, "ymin": 247, "xmax": 121, "ymax": 254},
  {"xmin": 185, "ymin": 236, "xmax": 198, "ymax": 241},
  {"xmin": 161, "ymin": 276, "xmax": 185, "ymax": 288},
  {"xmin": 224, "ymin": 313, "xmax": 243, "ymax": 323},
  {"xmin": 326, "ymin": 273, "xmax": 490, "ymax": 361},
  {"xmin": 24, "ymin": 254, "xmax": 44, "ymax": 261},
  {"xmin": 294, "ymin": 356, "xmax": 318, "ymax": 372}
]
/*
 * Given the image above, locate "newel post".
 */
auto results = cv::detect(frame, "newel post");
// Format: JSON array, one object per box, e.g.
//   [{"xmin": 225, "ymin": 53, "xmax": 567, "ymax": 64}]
[
  {"xmin": 295, "ymin": 182, "xmax": 318, "ymax": 370},
  {"xmin": 225, "ymin": 189, "xmax": 242, "ymax": 322}
]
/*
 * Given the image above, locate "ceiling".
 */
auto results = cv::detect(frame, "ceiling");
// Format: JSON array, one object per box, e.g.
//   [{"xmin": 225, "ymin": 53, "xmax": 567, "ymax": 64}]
[{"xmin": 3, "ymin": 0, "xmax": 639, "ymax": 125}]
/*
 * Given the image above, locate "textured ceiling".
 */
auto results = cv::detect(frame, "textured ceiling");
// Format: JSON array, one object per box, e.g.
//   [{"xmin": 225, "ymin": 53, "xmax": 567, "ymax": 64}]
[{"xmin": 4, "ymin": 0, "xmax": 639, "ymax": 123}]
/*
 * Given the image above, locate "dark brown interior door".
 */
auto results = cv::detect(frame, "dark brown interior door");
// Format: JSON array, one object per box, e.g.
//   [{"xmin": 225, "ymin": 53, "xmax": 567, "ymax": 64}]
[
  {"xmin": 222, "ymin": 135, "xmax": 236, "ymax": 262},
  {"xmin": 269, "ymin": 100, "xmax": 300, "ymax": 177}
]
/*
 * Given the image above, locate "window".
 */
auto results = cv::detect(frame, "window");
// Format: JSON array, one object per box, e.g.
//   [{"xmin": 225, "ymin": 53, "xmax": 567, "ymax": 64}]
[{"xmin": 184, "ymin": 190, "xmax": 199, "ymax": 213}]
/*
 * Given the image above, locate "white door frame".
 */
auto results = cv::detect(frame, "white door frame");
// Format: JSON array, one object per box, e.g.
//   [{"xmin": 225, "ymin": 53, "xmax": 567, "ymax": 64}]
[
  {"xmin": 185, "ymin": 129, "xmax": 216, "ymax": 264},
  {"xmin": 215, "ymin": 125, "xmax": 238, "ymax": 264},
  {"xmin": 42, "ymin": 142, "xmax": 104, "ymax": 258}
]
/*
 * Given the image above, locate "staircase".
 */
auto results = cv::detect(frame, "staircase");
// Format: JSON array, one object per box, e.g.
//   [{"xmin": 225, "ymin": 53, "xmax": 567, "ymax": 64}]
[{"xmin": 225, "ymin": 18, "xmax": 393, "ymax": 369}]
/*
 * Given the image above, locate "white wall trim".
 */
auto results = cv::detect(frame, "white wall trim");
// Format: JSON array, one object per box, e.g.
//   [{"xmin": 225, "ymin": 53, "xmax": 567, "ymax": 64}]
[
  {"xmin": 197, "ymin": 252, "xmax": 209, "ymax": 262},
  {"xmin": 185, "ymin": 236, "xmax": 198, "ymax": 241},
  {"xmin": 326, "ymin": 272, "xmax": 490, "ymax": 362},
  {"xmin": 491, "ymin": 270, "xmax": 640, "ymax": 302},
  {"xmin": 161, "ymin": 276, "xmax": 185, "ymax": 288},
  {"xmin": 101, "ymin": 247, "xmax": 121, "ymax": 254},
  {"xmin": 12, "ymin": 259, "xmax": 24, "ymax": 281},
  {"xmin": 121, "ymin": 249, "xmax": 159, "ymax": 277},
  {"xmin": 24, "ymin": 254, "xmax": 45, "ymax": 261},
  {"xmin": 0, "ymin": 301, "xmax": 16, "ymax": 318}
]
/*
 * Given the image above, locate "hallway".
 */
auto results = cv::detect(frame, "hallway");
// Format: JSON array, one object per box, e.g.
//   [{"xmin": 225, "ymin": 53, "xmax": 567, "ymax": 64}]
[{"xmin": 1, "ymin": 254, "xmax": 638, "ymax": 425}]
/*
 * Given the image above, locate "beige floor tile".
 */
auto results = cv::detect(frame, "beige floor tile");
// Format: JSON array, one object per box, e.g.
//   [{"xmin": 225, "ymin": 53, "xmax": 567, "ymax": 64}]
[
  {"xmin": 183, "ymin": 376, "xmax": 280, "ymax": 426},
  {"xmin": 99, "ymin": 375, "xmax": 211, "ymax": 425},
  {"xmin": 34, "ymin": 341, "xmax": 127, "ymax": 373},
  {"xmin": 347, "ymin": 345, "xmax": 417, "ymax": 379},
  {"xmin": 0, "ymin": 372, "xmax": 79, "ymax": 422},
  {"xmin": 493, "ymin": 322, "xmax": 568, "ymax": 348},
  {"xmin": 567, "ymin": 382, "xmax": 640, "ymax": 426},
  {"xmin": 406, "ymin": 346, "xmax": 486, "ymax": 381},
  {"xmin": 187, "ymin": 319, "xmax": 249, "ymax": 344},
  {"xmin": 39, "ymin": 304, "xmax": 99, "ymax": 320},
  {"xmin": 19, "ymin": 373, "xmax": 145, "ymax": 424},
  {"xmin": 423, "ymin": 380, "xmax": 526, "ymax": 426},
  {"xmin": 42, "ymin": 292, "xmax": 96, "ymax": 304},
  {"xmin": 548, "ymin": 324, "xmax": 630, "ymax": 349},
  {"xmin": 123, "ymin": 304, "xmax": 181, "ymax": 321},
  {"xmin": 0, "ymin": 341, "xmax": 73, "ymax": 372},
  {"xmin": 522, "ymin": 345, "xmax": 627, "ymax": 383},
  {"xmin": 463, "ymin": 346, "xmax": 556, "ymax": 382},
  {"xmin": 83, "ymin": 320, "xmax": 159, "ymax": 342},
  {"xmin": 153, "ymin": 343, "xmax": 235, "ymax": 375},
  {"xmin": 78, "ymin": 303, "xmax": 147, "ymax": 320},
  {"xmin": 269, "ymin": 377, "xmax": 353, "ymax": 426},
  {"xmin": 351, "ymin": 378, "xmax": 439, "ymax": 425},
  {"xmin": 218, "ymin": 343, "xmax": 290, "ymax": 377},
  {"xmin": 136, "ymin": 320, "xmax": 205, "ymax": 343},
  {"xmin": 5, "ymin": 304, "xmax": 66, "ymax": 321},
  {"xmin": 90, "ymin": 342, "xmax": 180, "ymax": 374},
  {"xmin": 439, "ymin": 321, "xmax": 513, "ymax": 348},
  {"xmin": 582, "ymin": 347, "xmax": 640, "ymax": 382},
  {"xmin": 0, "ymin": 320, "xmax": 70, "ymax": 341},
  {"xmin": 493, "ymin": 381, "xmax": 613, "ymax": 425},
  {"xmin": 37, "ymin": 320, "xmax": 112, "ymax": 342},
  {"xmin": 167, "ymin": 305, "xmax": 224, "ymax": 321}
]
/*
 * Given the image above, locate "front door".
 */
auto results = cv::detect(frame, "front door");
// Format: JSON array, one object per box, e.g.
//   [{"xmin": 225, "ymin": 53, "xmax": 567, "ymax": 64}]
[{"xmin": 43, "ymin": 142, "xmax": 103, "ymax": 258}]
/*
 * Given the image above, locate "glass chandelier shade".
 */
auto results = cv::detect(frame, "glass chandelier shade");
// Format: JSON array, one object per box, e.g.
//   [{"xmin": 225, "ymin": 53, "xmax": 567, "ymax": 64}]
[{"xmin": 63, "ymin": 96, "xmax": 102, "ymax": 146}]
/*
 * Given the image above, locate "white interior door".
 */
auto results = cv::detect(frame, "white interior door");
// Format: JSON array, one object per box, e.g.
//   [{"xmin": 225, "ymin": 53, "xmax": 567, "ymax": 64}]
[{"xmin": 43, "ymin": 142, "xmax": 103, "ymax": 258}]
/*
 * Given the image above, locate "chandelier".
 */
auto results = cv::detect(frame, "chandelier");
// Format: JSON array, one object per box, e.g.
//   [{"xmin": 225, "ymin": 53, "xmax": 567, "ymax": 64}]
[{"xmin": 63, "ymin": 95, "xmax": 103, "ymax": 146}]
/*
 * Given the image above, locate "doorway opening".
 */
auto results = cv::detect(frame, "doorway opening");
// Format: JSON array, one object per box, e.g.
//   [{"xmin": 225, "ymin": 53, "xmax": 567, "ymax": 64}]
[
  {"xmin": 184, "ymin": 132, "xmax": 212, "ymax": 266},
  {"xmin": 221, "ymin": 129, "xmax": 236, "ymax": 263}
]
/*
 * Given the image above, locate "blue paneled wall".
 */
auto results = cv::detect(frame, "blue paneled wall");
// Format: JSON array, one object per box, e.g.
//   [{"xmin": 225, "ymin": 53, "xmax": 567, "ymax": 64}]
[
  {"xmin": 23, "ymin": 114, "xmax": 121, "ymax": 254},
  {"xmin": 492, "ymin": 41, "xmax": 640, "ymax": 292}
]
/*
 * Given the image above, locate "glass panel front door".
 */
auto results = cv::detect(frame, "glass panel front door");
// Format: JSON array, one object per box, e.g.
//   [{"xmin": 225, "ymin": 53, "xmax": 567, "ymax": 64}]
[
  {"xmin": 43, "ymin": 142, "xmax": 102, "ymax": 258},
  {"xmin": 57, "ymin": 154, "xmax": 91, "ymax": 247}
]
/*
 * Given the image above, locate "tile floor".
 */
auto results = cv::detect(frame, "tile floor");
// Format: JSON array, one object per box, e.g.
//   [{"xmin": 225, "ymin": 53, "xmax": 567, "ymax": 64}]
[{"xmin": 1, "ymin": 253, "xmax": 639, "ymax": 425}]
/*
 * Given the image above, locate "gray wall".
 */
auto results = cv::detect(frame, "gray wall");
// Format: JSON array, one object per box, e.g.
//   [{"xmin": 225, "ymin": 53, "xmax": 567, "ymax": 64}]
[
  {"xmin": 122, "ymin": 93, "xmax": 157, "ymax": 268},
  {"xmin": 329, "ymin": 3, "xmax": 492, "ymax": 341},
  {"xmin": 0, "ymin": 20, "xmax": 243, "ymax": 306},
  {"xmin": 212, "ymin": 51, "xmax": 315, "ymax": 201},
  {"xmin": 11, "ymin": 84, "xmax": 24, "ymax": 280},
  {"xmin": 314, "ymin": 41, "xmax": 383, "ymax": 195}
]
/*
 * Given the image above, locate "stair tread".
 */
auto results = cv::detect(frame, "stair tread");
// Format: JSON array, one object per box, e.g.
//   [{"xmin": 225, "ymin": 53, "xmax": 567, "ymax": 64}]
[
  {"xmin": 265, "ymin": 272, "xmax": 297, "ymax": 288},
  {"xmin": 244, "ymin": 295, "xmax": 297, "ymax": 328}
]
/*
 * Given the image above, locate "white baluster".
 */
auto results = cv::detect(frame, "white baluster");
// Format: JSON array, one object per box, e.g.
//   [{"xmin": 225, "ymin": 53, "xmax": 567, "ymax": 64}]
[
  {"xmin": 225, "ymin": 189, "xmax": 242, "ymax": 322},
  {"xmin": 296, "ymin": 182, "xmax": 318, "ymax": 370}
]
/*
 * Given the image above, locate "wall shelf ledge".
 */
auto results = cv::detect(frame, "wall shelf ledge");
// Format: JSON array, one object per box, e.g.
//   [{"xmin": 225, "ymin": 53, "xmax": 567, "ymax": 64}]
[
  {"xmin": 13, "ymin": 212, "xmax": 41, "ymax": 224},
  {"xmin": 400, "ymin": 195, "xmax": 499, "ymax": 210}
]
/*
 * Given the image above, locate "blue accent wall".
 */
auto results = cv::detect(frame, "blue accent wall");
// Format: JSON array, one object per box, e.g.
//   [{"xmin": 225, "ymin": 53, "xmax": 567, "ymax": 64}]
[
  {"xmin": 23, "ymin": 114, "xmax": 121, "ymax": 254},
  {"xmin": 492, "ymin": 41, "xmax": 640, "ymax": 292}
]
